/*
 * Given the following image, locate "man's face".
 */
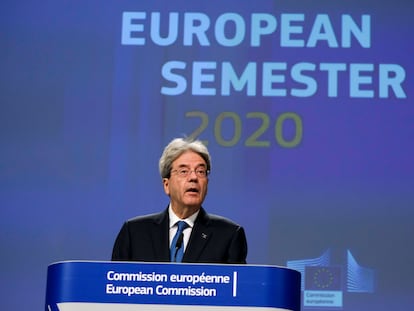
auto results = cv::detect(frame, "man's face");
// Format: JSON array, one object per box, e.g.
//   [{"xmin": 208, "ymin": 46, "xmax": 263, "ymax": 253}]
[{"xmin": 163, "ymin": 151, "xmax": 209, "ymax": 214}]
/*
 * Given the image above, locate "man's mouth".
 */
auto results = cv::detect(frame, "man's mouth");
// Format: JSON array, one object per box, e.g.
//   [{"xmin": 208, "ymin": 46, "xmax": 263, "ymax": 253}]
[{"xmin": 186, "ymin": 188, "xmax": 199, "ymax": 193}]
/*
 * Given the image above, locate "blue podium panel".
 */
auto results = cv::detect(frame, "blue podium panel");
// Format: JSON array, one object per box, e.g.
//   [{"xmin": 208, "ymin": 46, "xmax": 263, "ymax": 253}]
[{"xmin": 45, "ymin": 261, "xmax": 301, "ymax": 311}]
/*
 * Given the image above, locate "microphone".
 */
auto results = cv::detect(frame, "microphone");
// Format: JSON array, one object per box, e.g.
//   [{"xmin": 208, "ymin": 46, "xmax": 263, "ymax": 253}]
[{"xmin": 174, "ymin": 232, "xmax": 184, "ymax": 261}]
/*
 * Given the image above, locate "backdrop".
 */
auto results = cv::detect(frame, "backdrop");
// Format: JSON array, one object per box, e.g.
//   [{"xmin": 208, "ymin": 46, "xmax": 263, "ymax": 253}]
[{"xmin": 1, "ymin": 1, "xmax": 413, "ymax": 310}]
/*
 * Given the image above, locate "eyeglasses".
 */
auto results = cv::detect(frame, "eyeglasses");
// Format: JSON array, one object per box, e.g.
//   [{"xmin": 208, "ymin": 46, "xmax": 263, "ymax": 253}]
[{"xmin": 170, "ymin": 168, "xmax": 209, "ymax": 178}]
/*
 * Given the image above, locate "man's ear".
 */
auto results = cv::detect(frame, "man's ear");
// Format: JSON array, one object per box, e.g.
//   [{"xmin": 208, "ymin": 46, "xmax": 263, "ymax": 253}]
[{"xmin": 162, "ymin": 178, "xmax": 170, "ymax": 195}]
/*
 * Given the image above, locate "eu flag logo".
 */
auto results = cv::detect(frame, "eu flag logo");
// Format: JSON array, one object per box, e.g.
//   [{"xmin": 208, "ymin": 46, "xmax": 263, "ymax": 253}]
[{"xmin": 305, "ymin": 266, "xmax": 342, "ymax": 290}]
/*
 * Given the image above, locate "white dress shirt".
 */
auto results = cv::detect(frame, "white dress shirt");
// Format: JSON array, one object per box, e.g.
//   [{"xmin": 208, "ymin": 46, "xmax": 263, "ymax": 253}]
[{"xmin": 168, "ymin": 205, "xmax": 199, "ymax": 252}]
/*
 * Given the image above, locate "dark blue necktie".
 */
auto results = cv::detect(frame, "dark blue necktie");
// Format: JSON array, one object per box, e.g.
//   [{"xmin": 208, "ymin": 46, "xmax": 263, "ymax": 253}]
[{"xmin": 170, "ymin": 221, "xmax": 188, "ymax": 262}]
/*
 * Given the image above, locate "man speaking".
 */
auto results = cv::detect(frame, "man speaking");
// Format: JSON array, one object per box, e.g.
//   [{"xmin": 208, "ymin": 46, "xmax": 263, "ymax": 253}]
[{"xmin": 112, "ymin": 138, "xmax": 248, "ymax": 264}]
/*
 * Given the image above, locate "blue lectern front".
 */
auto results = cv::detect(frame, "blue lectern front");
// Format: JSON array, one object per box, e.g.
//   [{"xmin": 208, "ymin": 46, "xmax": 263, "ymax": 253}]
[{"xmin": 45, "ymin": 261, "xmax": 301, "ymax": 311}]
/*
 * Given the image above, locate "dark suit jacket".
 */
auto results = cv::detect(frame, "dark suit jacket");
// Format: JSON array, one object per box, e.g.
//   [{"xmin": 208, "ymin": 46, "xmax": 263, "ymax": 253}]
[{"xmin": 112, "ymin": 207, "xmax": 247, "ymax": 264}]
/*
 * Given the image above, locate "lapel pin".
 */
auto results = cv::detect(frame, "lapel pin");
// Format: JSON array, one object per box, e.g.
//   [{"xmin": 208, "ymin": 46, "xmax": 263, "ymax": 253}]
[{"xmin": 201, "ymin": 233, "xmax": 208, "ymax": 239}]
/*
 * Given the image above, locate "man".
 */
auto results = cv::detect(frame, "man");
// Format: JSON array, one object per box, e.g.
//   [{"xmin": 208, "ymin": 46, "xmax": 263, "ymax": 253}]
[{"xmin": 112, "ymin": 138, "xmax": 248, "ymax": 263}]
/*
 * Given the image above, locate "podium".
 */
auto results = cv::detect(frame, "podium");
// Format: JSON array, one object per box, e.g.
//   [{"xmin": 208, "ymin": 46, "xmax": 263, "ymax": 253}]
[{"xmin": 45, "ymin": 261, "xmax": 301, "ymax": 311}]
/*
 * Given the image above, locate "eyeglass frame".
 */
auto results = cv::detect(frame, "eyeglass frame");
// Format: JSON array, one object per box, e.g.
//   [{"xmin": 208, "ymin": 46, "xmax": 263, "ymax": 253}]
[{"xmin": 169, "ymin": 167, "xmax": 210, "ymax": 178}]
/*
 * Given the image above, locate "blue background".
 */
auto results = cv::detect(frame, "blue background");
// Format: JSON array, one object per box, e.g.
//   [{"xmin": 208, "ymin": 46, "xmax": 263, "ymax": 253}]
[{"xmin": 1, "ymin": 1, "xmax": 413, "ymax": 310}]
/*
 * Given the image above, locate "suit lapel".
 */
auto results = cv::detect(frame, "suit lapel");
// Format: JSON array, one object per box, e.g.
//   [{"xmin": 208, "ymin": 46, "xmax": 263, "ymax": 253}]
[
  {"xmin": 151, "ymin": 208, "xmax": 170, "ymax": 261},
  {"xmin": 183, "ymin": 208, "xmax": 211, "ymax": 262}
]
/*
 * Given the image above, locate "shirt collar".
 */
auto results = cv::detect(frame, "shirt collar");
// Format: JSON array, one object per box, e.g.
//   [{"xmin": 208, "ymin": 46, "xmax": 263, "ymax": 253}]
[{"xmin": 168, "ymin": 204, "xmax": 199, "ymax": 229}]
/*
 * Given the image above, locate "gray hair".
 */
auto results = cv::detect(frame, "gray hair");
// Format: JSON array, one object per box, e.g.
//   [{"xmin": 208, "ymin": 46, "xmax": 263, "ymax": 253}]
[{"xmin": 159, "ymin": 138, "xmax": 211, "ymax": 178}]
